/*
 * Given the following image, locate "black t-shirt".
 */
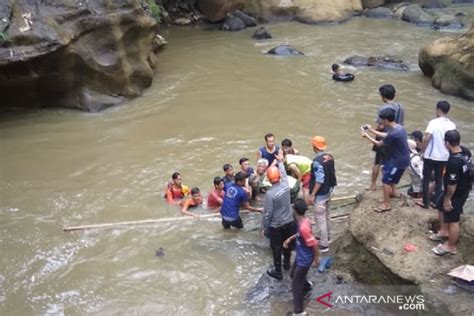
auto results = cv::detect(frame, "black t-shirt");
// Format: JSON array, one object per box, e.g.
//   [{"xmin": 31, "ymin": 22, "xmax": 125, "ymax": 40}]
[{"xmin": 444, "ymin": 147, "xmax": 471, "ymax": 203}]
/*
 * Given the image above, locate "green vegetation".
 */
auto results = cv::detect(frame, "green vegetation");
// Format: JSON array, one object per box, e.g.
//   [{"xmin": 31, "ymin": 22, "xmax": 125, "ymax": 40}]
[{"xmin": 144, "ymin": 0, "xmax": 163, "ymax": 23}]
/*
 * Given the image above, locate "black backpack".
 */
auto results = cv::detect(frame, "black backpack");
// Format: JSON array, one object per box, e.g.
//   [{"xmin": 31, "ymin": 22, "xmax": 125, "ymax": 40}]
[{"xmin": 453, "ymin": 153, "xmax": 473, "ymax": 187}]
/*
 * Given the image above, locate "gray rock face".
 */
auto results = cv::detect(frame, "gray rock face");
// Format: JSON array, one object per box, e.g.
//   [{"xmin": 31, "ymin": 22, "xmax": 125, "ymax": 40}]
[
  {"xmin": 420, "ymin": 0, "xmax": 446, "ymax": 8},
  {"xmin": 0, "ymin": 1, "xmax": 159, "ymax": 112},
  {"xmin": 344, "ymin": 55, "xmax": 409, "ymax": 71},
  {"xmin": 221, "ymin": 14, "xmax": 247, "ymax": 31},
  {"xmin": 453, "ymin": 0, "xmax": 474, "ymax": 3},
  {"xmin": 266, "ymin": 45, "xmax": 304, "ymax": 56},
  {"xmin": 252, "ymin": 26, "xmax": 272, "ymax": 40},
  {"xmin": 365, "ymin": 7, "xmax": 393, "ymax": 18},
  {"xmin": 433, "ymin": 14, "xmax": 464, "ymax": 29},
  {"xmin": 402, "ymin": 4, "xmax": 435, "ymax": 25},
  {"xmin": 361, "ymin": 0, "xmax": 386, "ymax": 9},
  {"xmin": 419, "ymin": 24, "xmax": 474, "ymax": 101},
  {"xmin": 233, "ymin": 10, "xmax": 257, "ymax": 27}
]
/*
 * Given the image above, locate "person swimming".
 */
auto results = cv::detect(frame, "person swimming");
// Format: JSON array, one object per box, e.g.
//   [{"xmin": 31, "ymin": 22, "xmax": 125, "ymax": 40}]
[{"xmin": 331, "ymin": 64, "xmax": 354, "ymax": 82}]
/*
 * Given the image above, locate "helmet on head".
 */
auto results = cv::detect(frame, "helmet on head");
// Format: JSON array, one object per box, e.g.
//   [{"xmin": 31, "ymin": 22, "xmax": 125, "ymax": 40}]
[{"xmin": 266, "ymin": 166, "xmax": 281, "ymax": 183}]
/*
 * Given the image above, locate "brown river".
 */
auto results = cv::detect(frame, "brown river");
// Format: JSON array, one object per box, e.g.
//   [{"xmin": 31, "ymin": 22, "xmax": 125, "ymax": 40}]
[{"xmin": 1, "ymin": 17, "xmax": 473, "ymax": 315}]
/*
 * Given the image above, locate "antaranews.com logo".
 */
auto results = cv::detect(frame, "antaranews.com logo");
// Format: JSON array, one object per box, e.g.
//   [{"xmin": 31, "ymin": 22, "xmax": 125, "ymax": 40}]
[{"xmin": 316, "ymin": 291, "xmax": 425, "ymax": 311}]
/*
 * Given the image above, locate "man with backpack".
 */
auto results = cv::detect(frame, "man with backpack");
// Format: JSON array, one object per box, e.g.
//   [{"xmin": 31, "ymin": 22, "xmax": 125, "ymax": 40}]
[
  {"xmin": 307, "ymin": 136, "xmax": 337, "ymax": 253},
  {"xmin": 432, "ymin": 130, "xmax": 472, "ymax": 256}
]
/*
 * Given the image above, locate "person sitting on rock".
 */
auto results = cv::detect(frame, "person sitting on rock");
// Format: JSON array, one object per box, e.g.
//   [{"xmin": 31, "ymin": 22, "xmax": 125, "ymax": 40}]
[
  {"xmin": 222, "ymin": 163, "xmax": 235, "ymax": 184},
  {"xmin": 331, "ymin": 64, "xmax": 354, "ymax": 82},
  {"xmin": 281, "ymin": 138, "xmax": 299, "ymax": 155},
  {"xmin": 207, "ymin": 177, "xmax": 225, "ymax": 211},
  {"xmin": 165, "ymin": 172, "xmax": 190, "ymax": 205},
  {"xmin": 180, "ymin": 187, "xmax": 203, "ymax": 218}
]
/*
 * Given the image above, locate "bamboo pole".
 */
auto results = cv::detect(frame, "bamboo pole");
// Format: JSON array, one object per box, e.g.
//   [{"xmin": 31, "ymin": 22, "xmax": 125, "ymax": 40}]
[
  {"xmin": 63, "ymin": 194, "xmax": 361, "ymax": 232},
  {"xmin": 63, "ymin": 211, "xmax": 252, "ymax": 232}
]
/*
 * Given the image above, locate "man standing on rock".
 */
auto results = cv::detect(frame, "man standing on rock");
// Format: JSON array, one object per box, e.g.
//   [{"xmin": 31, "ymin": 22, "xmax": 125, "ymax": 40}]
[
  {"xmin": 432, "ymin": 130, "xmax": 471, "ymax": 256},
  {"xmin": 367, "ymin": 84, "xmax": 405, "ymax": 191},
  {"xmin": 417, "ymin": 101, "xmax": 456, "ymax": 209},
  {"xmin": 261, "ymin": 149, "xmax": 297, "ymax": 280},
  {"xmin": 307, "ymin": 136, "xmax": 337, "ymax": 253},
  {"xmin": 362, "ymin": 108, "xmax": 410, "ymax": 213}
]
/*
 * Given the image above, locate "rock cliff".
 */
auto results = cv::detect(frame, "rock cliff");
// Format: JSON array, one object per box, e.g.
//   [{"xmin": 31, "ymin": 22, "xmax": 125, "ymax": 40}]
[
  {"xmin": 0, "ymin": 1, "xmax": 160, "ymax": 112},
  {"xmin": 419, "ymin": 23, "xmax": 474, "ymax": 101}
]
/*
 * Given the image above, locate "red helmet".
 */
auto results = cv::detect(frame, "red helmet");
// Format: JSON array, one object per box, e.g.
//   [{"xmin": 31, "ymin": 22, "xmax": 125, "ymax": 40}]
[{"xmin": 266, "ymin": 166, "xmax": 281, "ymax": 183}]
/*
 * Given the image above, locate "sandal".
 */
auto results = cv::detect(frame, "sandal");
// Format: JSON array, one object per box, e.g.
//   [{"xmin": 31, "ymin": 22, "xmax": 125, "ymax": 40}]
[
  {"xmin": 432, "ymin": 244, "xmax": 457, "ymax": 256},
  {"xmin": 416, "ymin": 201, "xmax": 429, "ymax": 209},
  {"xmin": 374, "ymin": 206, "xmax": 392, "ymax": 213},
  {"xmin": 429, "ymin": 233, "xmax": 448, "ymax": 242}
]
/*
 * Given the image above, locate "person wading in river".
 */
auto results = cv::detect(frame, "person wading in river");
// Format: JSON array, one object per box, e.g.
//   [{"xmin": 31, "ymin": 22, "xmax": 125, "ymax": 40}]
[
  {"xmin": 367, "ymin": 84, "xmax": 405, "ymax": 191},
  {"xmin": 362, "ymin": 108, "xmax": 410, "ymax": 213},
  {"xmin": 180, "ymin": 187, "xmax": 203, "ymax": 219},
  {"xmin": 258, "ymin": 133, "xmax": 280, "ymax": 167},
  {"xmin": 165, "ymin": 172, "xmax": 190, "ymax": 205},
  {"xmin": 307, "ymin": 136, "xmax": 337, "ymax": 253},
  {"xmin": 285, "ymin": 154, "xmax": 312, "ymax": 199},
  {"xmin": 220, "ymin": 172, "xmax": 262, "ymax": 229},
  {"xmin": 207, "ymin": 177, "xmax": 225, "ymax": 211},
  {"xmin": 261, "ymin": 149, "xmax": 297, "ymax": 280},
  {"xmin": 284, "ymin": 198, "xmax": 319, "ymax": 316}
]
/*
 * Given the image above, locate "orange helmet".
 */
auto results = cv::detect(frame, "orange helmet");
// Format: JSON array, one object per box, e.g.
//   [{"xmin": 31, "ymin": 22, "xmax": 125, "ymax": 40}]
[{"xmin": 266, "ymin": 166, "xmax": 281, "ymax": 183}]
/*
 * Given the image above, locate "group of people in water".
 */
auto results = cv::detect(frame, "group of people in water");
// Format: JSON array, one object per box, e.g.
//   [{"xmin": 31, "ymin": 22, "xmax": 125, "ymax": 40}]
[
  {"xmin": 162, "ymin": 83, "xmax": 471, "ymax": 315},
  {"xmin": 164, "ymin": 133, "xmax": 336, "ymax": 315}
]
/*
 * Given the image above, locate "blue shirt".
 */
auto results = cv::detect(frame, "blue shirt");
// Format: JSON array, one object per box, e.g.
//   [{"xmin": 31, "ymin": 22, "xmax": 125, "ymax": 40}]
[
  {"xmin": 383, "ymin": 125, "xmax": 410, "ymax": 169},
  {"xmin": 259, "ymin": 145, "xmax": 280, "ymax": 166},
  {"xmin": 220, "ymin": 182, "xmax": 248, "ymax": 221}
]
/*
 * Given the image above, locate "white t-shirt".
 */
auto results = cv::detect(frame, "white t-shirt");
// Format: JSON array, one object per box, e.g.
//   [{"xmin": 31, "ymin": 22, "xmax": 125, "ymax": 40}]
[{"xmin": 424, "ymin": 117, "xmax": 456, "ymax": 161}]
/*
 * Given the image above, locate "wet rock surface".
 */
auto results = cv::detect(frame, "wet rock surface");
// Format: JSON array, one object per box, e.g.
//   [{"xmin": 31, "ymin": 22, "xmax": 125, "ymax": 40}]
[
  {"xmin": 252, "ymin": 26, "xmax": 272, "ymax": 40},
  {"xmin": 266, "ymin": 45, "xmax": 305, "ymax": 56},
  {"xmin": 332, "ymin": 189, "xmax": 474, "ymax": 315},
  {"xmin": 0, "ymin": 1, "xmax": 159, "ymax": 112},
  {"xmin": 343, "ymin": 55, "xmax": 410, "ymax": 71},
  {"xmin": 419, "ymin": 24, "xmax": 474, "ymax": 101},
  {"xmin": 365, "ymin": 7, "xmax": 393, "ymax": 18}
]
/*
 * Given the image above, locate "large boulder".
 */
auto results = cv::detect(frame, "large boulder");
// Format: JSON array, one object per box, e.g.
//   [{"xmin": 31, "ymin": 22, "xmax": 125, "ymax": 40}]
[
  {"xmin": 198, "ymin": 0, "xmax": 245, "ymax": 22},
  {"xmin": 419, "ymin": 24, "xmax": 474, "ymax": 101},
  {"xmin": 0, "ymin": 1, "xmax": 159, "ymax": 112},
  {"xmin": 252, "ymin": 26, "xmax": 272, "ymax": 40},
  {"xmin": 244, "ymin": 0, "xmax": 363, "ymax": 24},
  {"xmin": 221, "ymin": 13, "xmax": 247, "ymax": 31},
  {"xmin": 344, "ymin": 55, "xmax": 409, "ymax": 71},
  {"xmin": 365, "ymin": 7, "xmax": 393, "ymax": 18},
  {"xmin": 361, "ymin": 0, "xmax": 385, "ymax": 9},
  {"xmin": 333, "ymin": 190, "xmax": 474, "ymax": 314},
  {"xmin": 266, "ymin": 45, "xmax": 304, "ymax": 56},
  {"xmin": 233, "ymin": 9, "xmax": 257, "ymax": 26},
  {"xmin": 402, "ymin": 4, "xmax": 435, "ymax": 25}
]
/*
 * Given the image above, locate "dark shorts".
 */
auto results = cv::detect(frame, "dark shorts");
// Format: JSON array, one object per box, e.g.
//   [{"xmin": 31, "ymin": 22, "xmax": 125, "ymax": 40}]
[
  {"xmin": 374, "ymin": 146, "xmax": 388, "ymax": 165},
  {"xmin": 382, "ymin": 164, "xmax": 405, "ymax": 185},
  {"xmin": 222, "ymin": 217, "xmax": 243, "ymax": 229},
  {"xmin": 436, "ymin": 193, "xmax": 464, "ymax": 224}
]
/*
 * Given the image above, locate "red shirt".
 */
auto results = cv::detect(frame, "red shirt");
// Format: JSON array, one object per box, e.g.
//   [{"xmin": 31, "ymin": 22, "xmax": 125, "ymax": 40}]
[{"xmin": 207, "ymin": 189, "xmax": 224, "ymax": 209}]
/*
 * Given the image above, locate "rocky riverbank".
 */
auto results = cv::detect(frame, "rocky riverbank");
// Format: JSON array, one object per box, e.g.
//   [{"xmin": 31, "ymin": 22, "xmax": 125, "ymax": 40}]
[
  {"xmin": 0, "ymin": 1, "xmax": 163, "ymax": 112},
  {"xmin": 333, "ymin": 189, "xmax": 474, "ymax": 314}
]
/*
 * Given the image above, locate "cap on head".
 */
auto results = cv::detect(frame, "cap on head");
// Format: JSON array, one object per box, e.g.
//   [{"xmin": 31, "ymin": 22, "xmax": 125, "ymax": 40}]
[
  {"xmin": 311, "ymin": 136, "xmax": 327, "ymax": 151},
  {"xmin": 266, "ymin": 166, "xmax": 281, "ymax": 183}
]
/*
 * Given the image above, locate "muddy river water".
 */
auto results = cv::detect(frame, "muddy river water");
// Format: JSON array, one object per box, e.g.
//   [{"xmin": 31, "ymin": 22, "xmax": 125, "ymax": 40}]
[{"xmin": 1, "ymin": 16, "xmax": 473, "ymax": 315}]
